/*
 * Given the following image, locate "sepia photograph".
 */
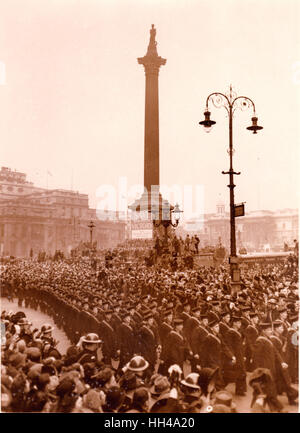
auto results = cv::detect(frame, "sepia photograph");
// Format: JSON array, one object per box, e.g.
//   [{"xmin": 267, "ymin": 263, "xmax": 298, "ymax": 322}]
[{"xmin": 0, "ymin": 0, "xmax": 299, "ymax": 417}]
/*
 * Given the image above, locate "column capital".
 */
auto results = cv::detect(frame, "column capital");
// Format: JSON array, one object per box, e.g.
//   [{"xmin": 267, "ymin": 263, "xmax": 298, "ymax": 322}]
[{"xmin": 138, "ymin": 24, "xmax": 166, "ymax": 73}]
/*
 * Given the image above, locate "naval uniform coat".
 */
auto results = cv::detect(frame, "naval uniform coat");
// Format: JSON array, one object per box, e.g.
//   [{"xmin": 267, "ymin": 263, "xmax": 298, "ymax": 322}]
[
  {"xmin": 190, "ymin": 324, "xmax": 209, "ymax": 362},
  {"xmin": 253, "ymin": 335, "xmax": 277, "ymax": 383},
  {"xmin": 164, "ymin": 330, "xmax": 189, "ymax": 369},
  {"xmin": 286, "ymin": 327, "xmax": 298, "ymax": 383},
  {"xmin": 270, "ymin": 334, "xmax": 295, "ymax": 395},
  {"xmin": 159, "ymin": 321, "xmax": 173, "ymax": 360},
  {"xmin": 118, "ymin": 322, "xmax": 136, "ymax": 364},
  {"xmin": 111, "ymin": 312, "xmax": 122, "ymax": 333},
  {"xmin": 219, "ymin": 321, "xmax": 231, "ymax": 345},
  {"xmin": 80, "ymin": 311, "xmax": 97, "ymax": 335},
  {"xmin": 184, "ymin": 316, "xmax": 201, "ymax": 348},
  {"xmin": 139, "ymin": 324, "xmax": 157, "ymax": 366},
  {"xmin": 225, "ymin": 328, "xmax": 246, "ymax": 387},
  {"xmin": 99, "ymin": 319, "xmax": 117, "ymax": 360},
  {"xmin": 244, "ymin": 323, "xmax": 259, "ymax": 371},
  {"xmin": 227, "ymin": 328, "xmax": 245, "ymax": 367},
  {"xmin": 202, "ymin": 332, "xmax": 222, "ymax": 370},
  {"xmin": 244, "ymin": 324, "xmax": 259, "ymax": 358}
]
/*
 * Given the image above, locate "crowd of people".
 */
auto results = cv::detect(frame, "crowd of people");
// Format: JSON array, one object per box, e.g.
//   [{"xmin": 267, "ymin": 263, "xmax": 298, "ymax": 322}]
[{"xmin": 1, "ymin": 250, "xmax": 299, "ymax": 413}]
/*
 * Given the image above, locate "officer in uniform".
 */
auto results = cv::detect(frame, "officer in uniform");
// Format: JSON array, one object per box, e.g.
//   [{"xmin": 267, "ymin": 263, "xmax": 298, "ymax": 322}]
[
  {"xmin": 244, "ymin": 312, "xmax": 260, "ymax": 372},
  {"xmin": 118, "ymin": 312, "xmax": 136, "ymax": 367},
  {"xmin": 163, "ymin": 318, "xmax": 191, "ymax": 372},
  {"xmin": 184, "ymin": 306, "xmax": 202, "ymax": 350},
  {"xmin": 190, "ymin": 313, "xmax": 209, "ymax": 366},
  {"xmin": 226, "ymin": 316, "xmax": 247, "ymax": 396},
  {"xmin": 138, "ymin": 312, "xmax": 159, "ymax": 371},
  {"xmin": 252, "ymin": 323, "xmax": 284, "ymax": 412},
  {"xmin": 98, "ymin": 309, "xmax": 118, "ymax": 365}
]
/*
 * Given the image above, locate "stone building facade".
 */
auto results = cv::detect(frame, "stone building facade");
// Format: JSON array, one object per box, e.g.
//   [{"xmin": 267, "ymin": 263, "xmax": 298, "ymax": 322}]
[
  {"xmin": 184, "ymin": 203, "xmax": 298, "ymax": 252},
  {"xmin": 0, "ymin": 167, "xmax": 125, "ymax": 257}
]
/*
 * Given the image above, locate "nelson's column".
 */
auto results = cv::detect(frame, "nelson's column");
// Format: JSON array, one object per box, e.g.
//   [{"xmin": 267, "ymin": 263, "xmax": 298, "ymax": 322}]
[{"xmin": 129, "ymin": 25, "xmax": 172, "ymax": 230}]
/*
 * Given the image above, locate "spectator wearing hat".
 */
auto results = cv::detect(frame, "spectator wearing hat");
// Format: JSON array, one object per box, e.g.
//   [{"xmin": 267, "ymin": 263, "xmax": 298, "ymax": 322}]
[
  {"xmin": 126, "ymin": 387, "xmax": 150, "ymax": 413},
  {"xmin": 16, "ymin": 318, "xmax": 35, "ymax": 346},
  {"xmin": 197, "ymin": 367, "xmax": 219, "ymax": 401},
  {"xmin": 9, "ymin": 372, "xmax": 30, "ymax": 412},
  {"xmin": 25, "ymin": 373, "xmax": 50, "ymax": 412},
  {"xmin": 80, "ymin": 389, "xmax": 103, "ymax": 413},
  {"xmin": 118, "ymin": 370, "xmax": 140, "ymax": 410},
  {"xmin": 210, "ymin": 390, "xmax": 237, "ymax": 413},
  {"xmin": 149, "ymin": 375, "xmax": 179, "ymax": 413},
  {"xmin": 179, "ymin": 372, "xmax": 202, "ymax": 413},
  {"xmin": 103, "ymin": 386, "xmax": 126, "ymax": 413},
  {"xmin": 52, "ymin": 377, "xmax": 78, "ymax": 413},
  {"xmin": 225, "ymin": 316, "xmax": 247, "ymax": 396},
  {"xmin": 125, "ymin": 355, "xmax": 150, "ymax": 386},
  {"xmin": 76, "ymin": 333, "xmax": 103, "ymax": 365}
]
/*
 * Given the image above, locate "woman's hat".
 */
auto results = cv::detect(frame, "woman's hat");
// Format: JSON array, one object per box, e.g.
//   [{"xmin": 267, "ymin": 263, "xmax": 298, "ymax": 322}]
[
  {"xmin": 55, "ymin": 377, "xmax": 75, "ymax": 397},
  {"xmin": 126, "ymin": 356, "xmax": 149, "ymax": 372},
  {"xmin": 83, "ymin": 389, "xmax": 101, "ymax": 411},
  {"xmin": 132, "ymin": 387, "xmax": 149, "ymax": 408},
  {"xmin": 181, "ymin": 373, "xmax": 200, "ymax": 390},
  {"xmin": 213, "ymin": 390, "xmax": 237, "ymax": 412},
  {"xmin": 105, "ymin": 386, "xmax": 125, "ymax": 410},
  {"xmin": 41, "ymin": 324, "xmax": 54, "ymax": 334},
  {"xmin": 150, "ymin": 376, "xmax": 171, "ymax": 396},
  {"xmin": 197, "ymin": 367, "xmax": 219, "ymax": 396},
  {"xmin": 119, "ymin": 371, "xmax": 138, "ymax": 391},
  {"xmin": 82, "ymin": 333, "xmax": 102, "ymax": 344}
]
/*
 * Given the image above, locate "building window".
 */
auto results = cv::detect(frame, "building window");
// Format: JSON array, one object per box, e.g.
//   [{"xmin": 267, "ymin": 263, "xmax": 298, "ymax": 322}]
[
  {"xmin": 18, "ymin": 187, "xmax": 24, "ymax": 193},
  {"xmin": 7, "ymin": 186, "xmax": 13, "ymax": 192},
  {"xmin": 282, "ymin": 223, "xmax": 286, "ymax": 229}
]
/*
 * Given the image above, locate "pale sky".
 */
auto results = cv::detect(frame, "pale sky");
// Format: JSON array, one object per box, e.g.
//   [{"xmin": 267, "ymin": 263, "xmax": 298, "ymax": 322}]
[{"xmin": 0, "ymin": 0, "xmax": 299, "ymax": 219}]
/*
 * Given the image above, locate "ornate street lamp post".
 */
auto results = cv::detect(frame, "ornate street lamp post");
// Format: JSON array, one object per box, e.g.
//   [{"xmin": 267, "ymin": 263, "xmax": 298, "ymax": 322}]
[
  {"xmin": 199, "ymin": 86, "xmax": 263, "ymax": 290},
  {"xmin": 88, "ymin": 220, "xmax": 96, "ymax": 249},
  {"xmin": 151, "ymin": 203, "xmax": 183, "ymax": 251}
]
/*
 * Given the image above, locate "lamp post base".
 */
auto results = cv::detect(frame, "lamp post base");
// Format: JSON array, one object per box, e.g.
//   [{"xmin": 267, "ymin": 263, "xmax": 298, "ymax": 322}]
[
  {"xmin": 230, "ymin": 281, "xmax": 241, "ymax": 296},
  {"xmin": 229, "ymin": 256, "xmax": 241, "ymax": 295}
]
